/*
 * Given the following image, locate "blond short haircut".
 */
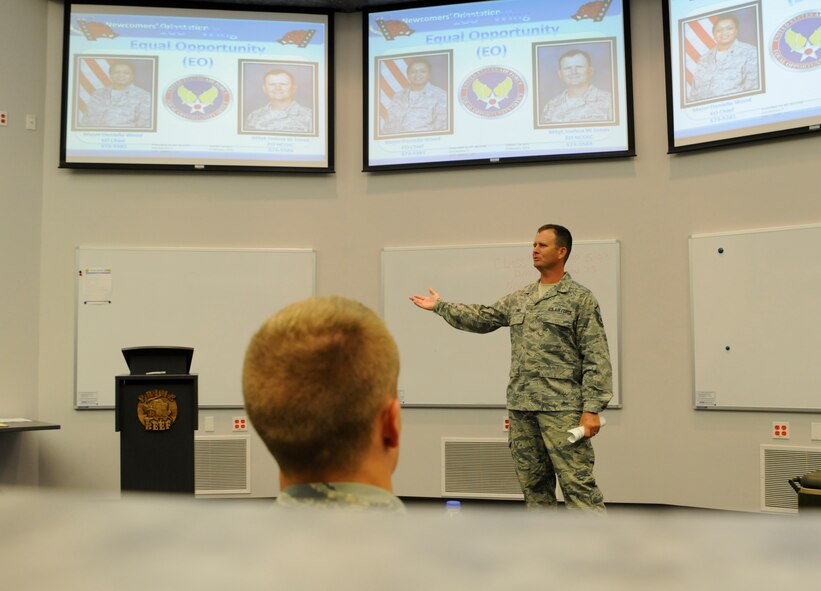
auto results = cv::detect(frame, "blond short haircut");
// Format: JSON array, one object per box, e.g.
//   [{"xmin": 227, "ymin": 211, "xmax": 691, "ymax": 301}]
[{"xmin": 243, "ymin": 296, "xmax": 400, "ymax": 476}]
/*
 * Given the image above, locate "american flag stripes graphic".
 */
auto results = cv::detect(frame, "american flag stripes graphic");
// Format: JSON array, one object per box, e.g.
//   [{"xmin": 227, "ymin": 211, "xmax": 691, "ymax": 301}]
[
  {"xmin": 683, "ymin": 16, "xmax": 719, "ymax": 88},
  {"xmin": 378, "ymin": 58, "xmax": 411, "ymax": 126},
  {"xmin": 76, "ymin": 57, "xmax": 114, "ymax": 115}
]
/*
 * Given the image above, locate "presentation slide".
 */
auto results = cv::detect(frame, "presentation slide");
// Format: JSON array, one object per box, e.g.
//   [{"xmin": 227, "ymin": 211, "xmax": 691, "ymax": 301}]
[
  {"xmin": 62, "ymin": 3, "xmax": 331, "ymax": 171},
  {"xmin": 364, "ymin": 0, "xmax": 633, "ymax": 170},
  {"xmin": 665, "ymin": 0, "xmax": 821, "ymax": 150}
]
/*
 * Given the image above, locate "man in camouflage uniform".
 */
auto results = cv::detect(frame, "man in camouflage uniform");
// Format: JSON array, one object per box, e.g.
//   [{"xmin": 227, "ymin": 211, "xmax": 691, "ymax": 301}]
[
  {"xmin": 243, "ymin": 296, "xmax": 404, "ymax": 512},
  {"xmin": 411, "ymin": 225, "xmax": 612, "ymax": 511},
  {"xmin": 245, "ymin": 69, "xmax": 313, "ymax": 133},
  {"xmin": 80, "ymin": 61, "xmax": 152, "ymax": 129},
  {"xmin": 541, "ymin": 50, "xmax": 612, "ymax": 124},
  {"xmin": 382, "ymin": 59, "xmax": 448, "ymax": 135},
  {"xmin": 688, "ymin": 15, "xmax": 759, "ymax": 102}
]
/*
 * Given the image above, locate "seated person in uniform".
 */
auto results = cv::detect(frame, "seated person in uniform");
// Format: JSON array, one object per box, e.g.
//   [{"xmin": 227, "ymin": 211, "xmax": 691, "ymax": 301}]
[
  {"xmin": 242, "ymin": 296, "xmax": 404, "ymax": 511},
  {"xmin": 245, "ymin": 69, "xmax": 313, "ymax": 133}
]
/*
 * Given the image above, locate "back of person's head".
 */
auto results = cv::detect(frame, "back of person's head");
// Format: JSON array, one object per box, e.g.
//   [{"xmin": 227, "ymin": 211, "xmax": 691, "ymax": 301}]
[{"xmin": 243, "ymin": 296, "xmax": 400, "ymax": 478}]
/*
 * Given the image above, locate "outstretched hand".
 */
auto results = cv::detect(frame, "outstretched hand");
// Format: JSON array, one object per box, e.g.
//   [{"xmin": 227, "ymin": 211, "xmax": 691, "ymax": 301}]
[{"xmin": 409, "ymin": 288, "xmax": 441, "ymax": 311}]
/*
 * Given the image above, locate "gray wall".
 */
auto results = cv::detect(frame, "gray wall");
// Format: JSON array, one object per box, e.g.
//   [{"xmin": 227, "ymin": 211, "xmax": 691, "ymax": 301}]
[
  {"xmin": 0, "ymin": 0, "xmax": 46, "ymax": 487},
  {"xmin": 7, "ymin": 0, "xmax": 821, "ymax": 510}
]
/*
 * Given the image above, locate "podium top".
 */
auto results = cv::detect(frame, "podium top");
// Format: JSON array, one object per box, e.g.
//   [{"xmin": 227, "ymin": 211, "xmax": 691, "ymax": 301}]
[{"xmin": 121, "ymin": 347, "xmax": 193, "ymax": 375}]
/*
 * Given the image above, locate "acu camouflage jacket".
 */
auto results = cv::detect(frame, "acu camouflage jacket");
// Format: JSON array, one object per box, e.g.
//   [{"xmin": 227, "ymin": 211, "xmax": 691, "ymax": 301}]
[{"xmin": 434, "ymin": 273, "xmax": 613, "ymax": 413}]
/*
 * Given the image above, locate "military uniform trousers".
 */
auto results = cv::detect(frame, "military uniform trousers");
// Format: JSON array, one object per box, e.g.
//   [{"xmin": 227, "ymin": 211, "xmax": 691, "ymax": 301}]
[{"xmin": 508, "ymin": 410, "xmax": 605, "ymax": 512}]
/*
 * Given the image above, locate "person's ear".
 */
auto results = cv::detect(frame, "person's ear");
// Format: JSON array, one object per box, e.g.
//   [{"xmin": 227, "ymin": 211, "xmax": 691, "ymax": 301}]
[{"xmin": 381, "ymin": 398, "xmax": 401, "ymax": 448}]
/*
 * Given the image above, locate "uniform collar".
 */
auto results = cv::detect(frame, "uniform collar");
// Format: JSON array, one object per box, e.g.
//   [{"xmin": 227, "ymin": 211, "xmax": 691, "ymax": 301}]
[{"xmin": 531, "ymin": 272, "xmax": 572, "ymax": 301}]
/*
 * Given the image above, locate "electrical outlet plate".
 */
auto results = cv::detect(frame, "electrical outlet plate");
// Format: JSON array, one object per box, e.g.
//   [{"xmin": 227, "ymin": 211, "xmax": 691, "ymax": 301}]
[
  {"xmin": 772, "ymin": 422, "xmax": 790, "ymax": 439},
  {"xmin": 502, "ymin": 416, "xmax": 509, "ymax": 432},
  {"xmin": 232, "ymin": 417, "xmax": 247, "ymax": 432}
]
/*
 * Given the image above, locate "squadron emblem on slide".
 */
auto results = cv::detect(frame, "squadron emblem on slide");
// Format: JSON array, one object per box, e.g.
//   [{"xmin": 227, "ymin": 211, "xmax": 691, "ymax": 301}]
[
  {"xmin": 164, "ymin": 76, "xmax": 232, "ymax": 120},
  {"xmin": 770, "ymin": 12, "xmax": 821, "ymax": 70},
  {"xmin": 278, "ymin": 29, "xmax": 316, "ymax": 48},
  {"xmin": 373, "ymin": 19, "xmax": 415, "ymax": 41},
  {"xmin": 572, "ymin": 0, "xmax": 612, "ymax": 22},
  {"xmin": 459, "ymin": 66, "xmax": 527, "ymax": 118}
]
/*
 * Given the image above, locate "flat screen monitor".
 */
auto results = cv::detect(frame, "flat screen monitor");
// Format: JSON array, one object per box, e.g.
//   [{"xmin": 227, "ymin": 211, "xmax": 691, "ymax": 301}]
[
  {"xmin": 61, "ymin": 2, "xmax": 333, "ymax": 172},
  {"xmin": 363, "ymin": 0, "xmax": 635, "ymax": 171},
  {"xmin": 663, "ymin": 0, "xmax": 821, "ymax": 152}
]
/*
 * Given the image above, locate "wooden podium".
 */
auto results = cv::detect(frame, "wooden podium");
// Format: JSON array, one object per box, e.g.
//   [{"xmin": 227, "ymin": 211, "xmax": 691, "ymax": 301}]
[{"xmin": 115, "ymin": 347, "xmax": 198, "ymax": 494}]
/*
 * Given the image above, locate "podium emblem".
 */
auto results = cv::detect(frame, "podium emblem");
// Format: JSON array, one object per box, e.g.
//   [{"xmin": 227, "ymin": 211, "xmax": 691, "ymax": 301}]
[{"xmin": 137, "ymin": 390, "xmax": 178, "ymax": 431}]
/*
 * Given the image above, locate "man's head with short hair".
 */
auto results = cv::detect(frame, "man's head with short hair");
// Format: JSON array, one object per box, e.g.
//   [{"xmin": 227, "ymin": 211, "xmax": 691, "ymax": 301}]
[
  {"xmin": 556, "ymin": 50, "xmax": 594, "ymax": 92},
  {"xmin": 261, "ymin": 69, "xmax": 298, "ymax": 105},
  {"xmin": 263, "ymin": 68, "xmax": 296, "ymax": 85},
  {"xmin": 537, "ymin": 223, "xmax": 573, "ymax": 262},
  {"xmin": 558, "ymin": 49, "xmax": 592, "ymax": 69},
  {"xmin": 243, "ymin": 296, "xmax": 400, "ymax": 486}
]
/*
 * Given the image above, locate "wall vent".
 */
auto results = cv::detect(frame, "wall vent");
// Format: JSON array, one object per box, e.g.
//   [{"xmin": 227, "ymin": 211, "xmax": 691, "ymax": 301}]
[
  {"xmin": 442, "ymin": 438, "xmax": 523, "ymax": 499},
  {"xmin": 195, "ymin": 435, "xmax": 250, "ymax": 495},
  {"xmin": 761, "ymin": 444, "xmax": 821, "ymax": 513}
]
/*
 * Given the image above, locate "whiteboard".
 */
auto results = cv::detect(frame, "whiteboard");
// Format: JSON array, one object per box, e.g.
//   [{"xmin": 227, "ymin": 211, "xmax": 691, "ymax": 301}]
[
  {"xmin": 75, "ymin": 247, "xmax": 315, "ymax": 409},
  {"xmin": 691, "ymin": 224, "xmax": 821, "ymax": 412},
  {"xmin": 382, "ymin": 241, "xmax": 620, "ymax": 407}
]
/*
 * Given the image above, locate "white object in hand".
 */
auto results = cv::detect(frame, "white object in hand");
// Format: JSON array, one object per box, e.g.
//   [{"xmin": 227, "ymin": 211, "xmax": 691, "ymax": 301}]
[{"xmin": 567, "ymin": 416, "xmax": 607, "ymax": 443}]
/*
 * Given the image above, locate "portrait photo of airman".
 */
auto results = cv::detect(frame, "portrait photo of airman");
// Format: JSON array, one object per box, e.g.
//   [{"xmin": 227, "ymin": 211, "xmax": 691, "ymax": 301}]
[
  {"xmin": 681, "ymin": 4, "xmax": 764, "ymax": 107},
  {"xmin": 73, "ymin": 56, "xmax": 157, "ymax": 132},
  {"xmin": 533, "ymin": 39, "xmax": 618, "ymax": 129},
  {"xmin": 239, "ymin": 61, "xmax": 318, "ymax": 136},
  {"xmin": 375, "ymin": 51, "xmax": 453, "ymax": 139}
]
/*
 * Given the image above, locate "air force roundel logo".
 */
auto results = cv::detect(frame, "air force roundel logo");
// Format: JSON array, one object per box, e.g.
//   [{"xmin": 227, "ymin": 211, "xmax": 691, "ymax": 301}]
[
  {"xmin": 459, "ymin": 66, "xmax": 527, "ymax": 118},
  {"xmin": 770, "ymin": 12, "xmax": 821, "ymax": 70},
  {"xmin": 164, "ymin": 76, "xmax": 232, "ymax": 120}
]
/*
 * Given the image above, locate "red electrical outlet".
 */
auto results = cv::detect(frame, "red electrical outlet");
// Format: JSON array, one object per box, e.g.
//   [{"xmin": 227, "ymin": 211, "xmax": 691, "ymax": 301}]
[{"xmin": 772, "ymin": 422, "xmax": 790, "ymax": 439}]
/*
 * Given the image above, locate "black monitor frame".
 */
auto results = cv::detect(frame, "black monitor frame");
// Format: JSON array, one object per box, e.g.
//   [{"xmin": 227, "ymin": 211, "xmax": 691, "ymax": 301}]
[
  {"xmin": 662, "ymin": 0, "xmax": 821, "ymax": 153},
  {"xmin": 362, "ymin": 0, "xmax": 635, "ymax": 172},
  {"xmin": 60, "ymin": 0, "xmax": 335, "ymax": 173}
]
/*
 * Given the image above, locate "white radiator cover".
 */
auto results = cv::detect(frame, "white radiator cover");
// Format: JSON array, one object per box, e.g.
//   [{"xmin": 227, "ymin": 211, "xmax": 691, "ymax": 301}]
[
  {"xmin": 195, "ymin": 435, "xmax": 251, "ymax": 495},
  {"xmin": 441, "ymin": 437, "xmax": 524, "ymax": 499},
  {"xmin": 760, "ymin": 444, "xmax": 821, "ymax": 513}
]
